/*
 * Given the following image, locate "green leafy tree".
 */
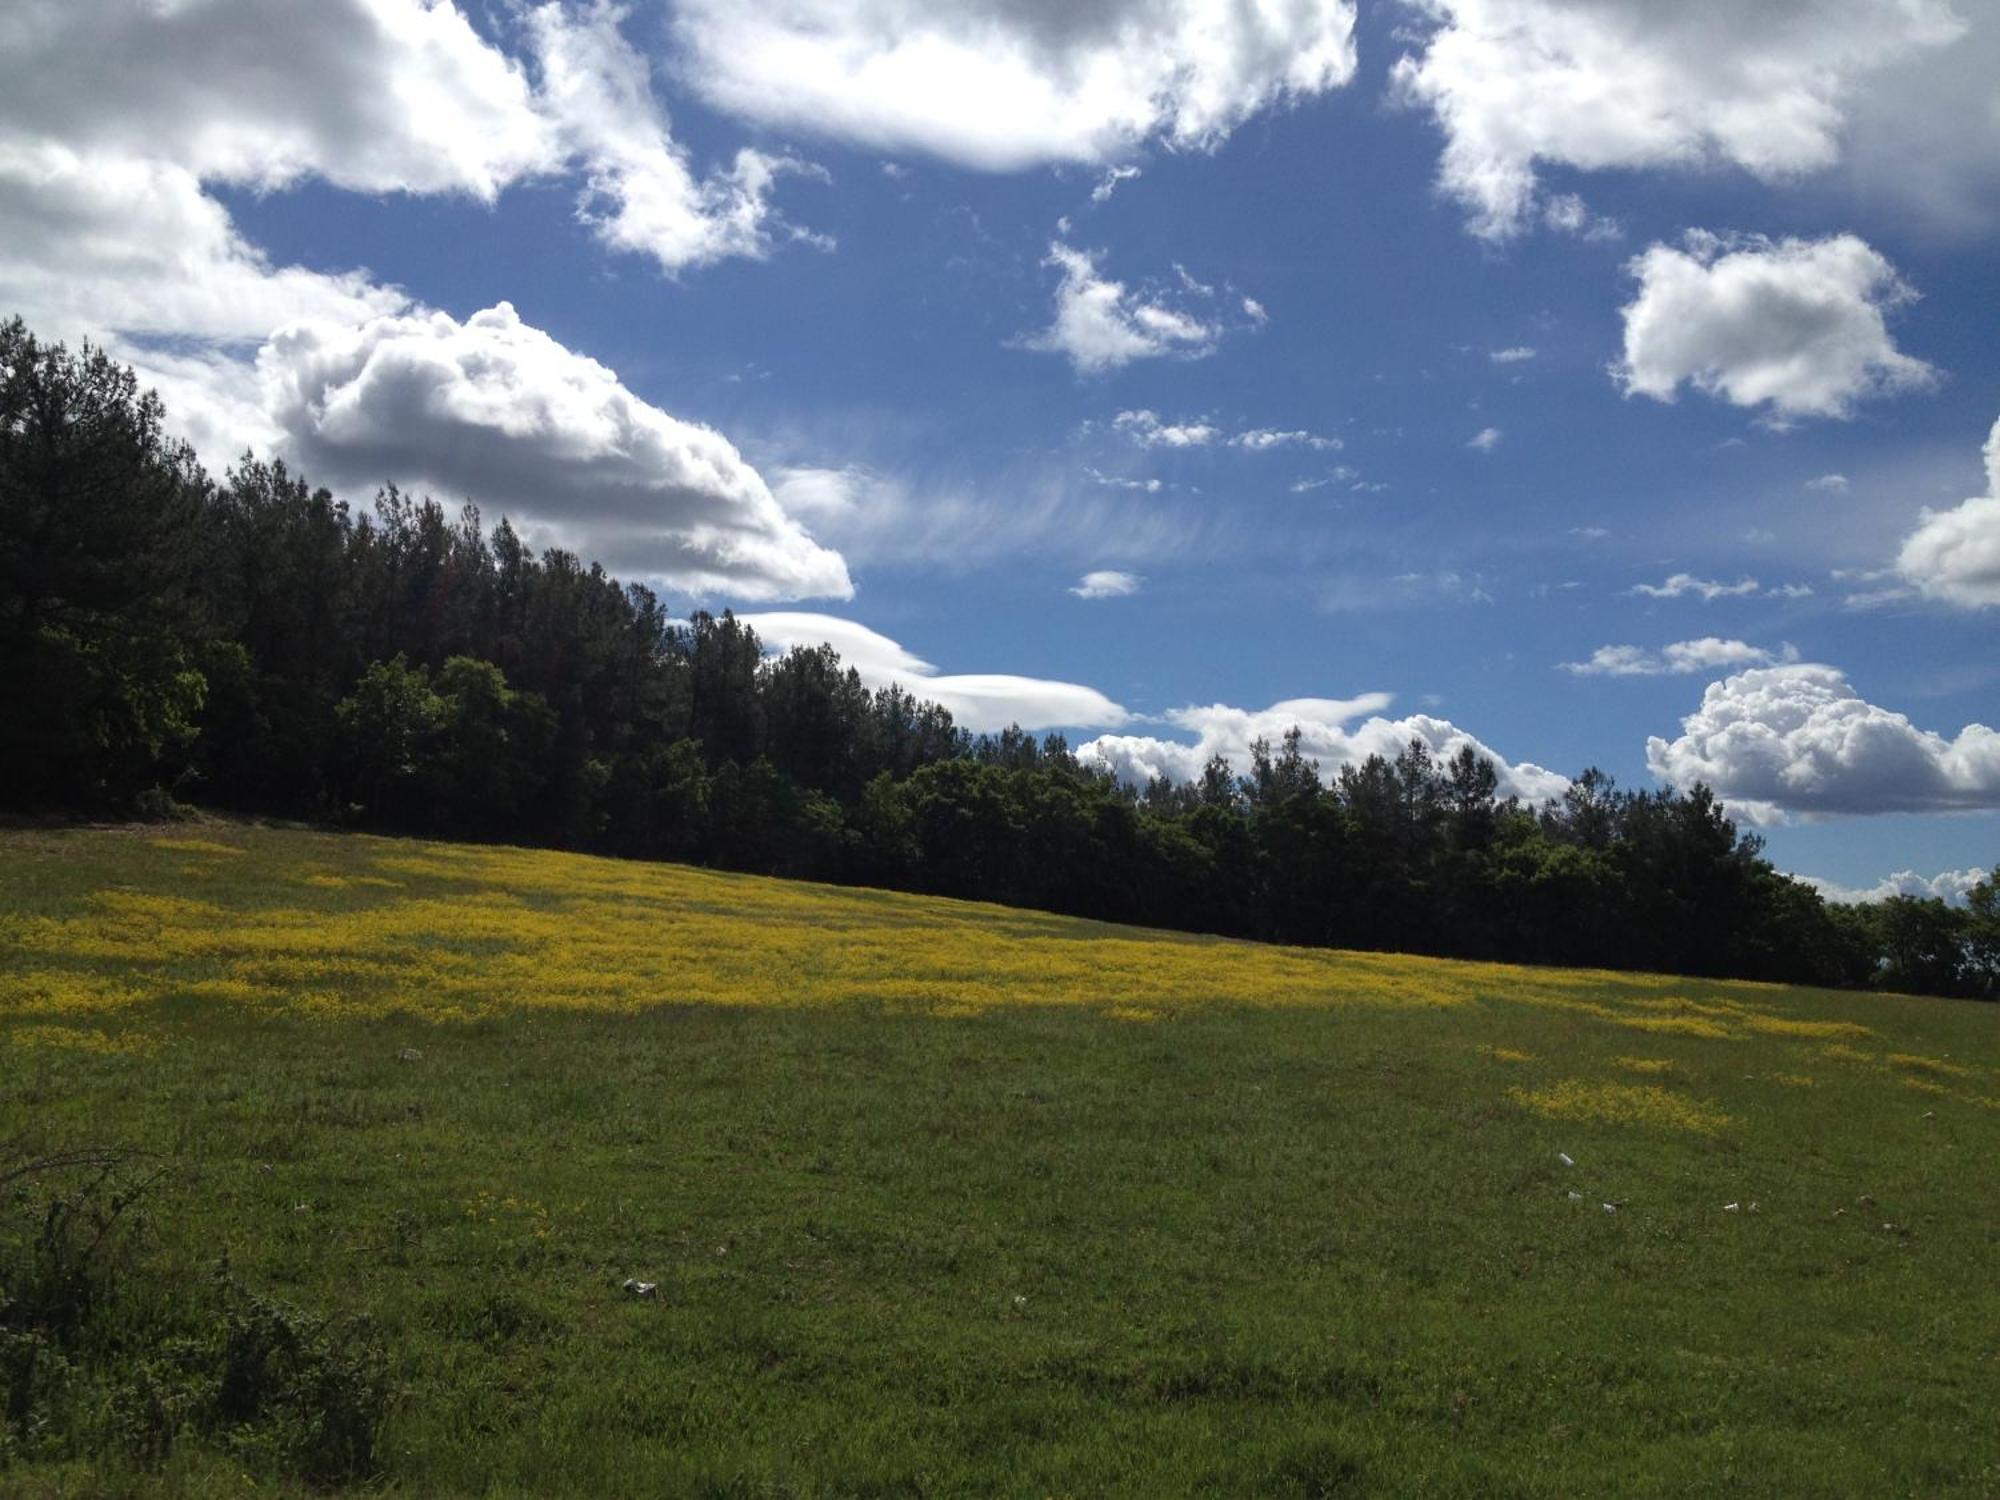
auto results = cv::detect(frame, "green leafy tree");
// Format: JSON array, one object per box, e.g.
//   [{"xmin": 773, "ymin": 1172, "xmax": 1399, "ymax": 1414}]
[
  {"xmin": 335, "ymin": 656, "xmax": 446, "ymax": 826},
  {"xmin": 1964, "ymin": 868, "xmax": 2000, "ymax": 1000},
  {"xmin": 0, "ymin": 319, "xmax": 208, "ymax": 806}
]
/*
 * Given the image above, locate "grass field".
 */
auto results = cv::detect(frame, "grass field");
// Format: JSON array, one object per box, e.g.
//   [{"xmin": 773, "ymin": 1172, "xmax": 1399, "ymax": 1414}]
[{"xmin": 2, "ymin": 824, "xmax": 1996, "ymax": 1496}]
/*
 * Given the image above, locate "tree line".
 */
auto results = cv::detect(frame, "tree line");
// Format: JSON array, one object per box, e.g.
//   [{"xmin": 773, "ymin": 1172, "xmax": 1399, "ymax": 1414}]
[{"xmin": 3, "ymin": 318, "xmax": 1994, "ymax": 999}]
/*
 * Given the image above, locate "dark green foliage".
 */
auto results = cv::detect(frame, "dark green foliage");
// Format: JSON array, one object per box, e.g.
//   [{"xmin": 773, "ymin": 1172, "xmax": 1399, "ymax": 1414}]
[
  {"xmin": 1, "ymin": 320, "xmax": 1989, "ymax": 999},
  {"xmin": 0, "ymin": 1148, "xmax": 388, "ymax": 1486},
  {"xmin": 0, "ymin": 319, "xmax": 208, "ymax": 808}
]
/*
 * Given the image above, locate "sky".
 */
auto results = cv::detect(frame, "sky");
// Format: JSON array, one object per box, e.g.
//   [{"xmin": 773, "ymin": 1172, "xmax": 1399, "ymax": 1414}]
[{"xmin": 3, "ymin": 0, "xmax": 1996, "ymax": 897}]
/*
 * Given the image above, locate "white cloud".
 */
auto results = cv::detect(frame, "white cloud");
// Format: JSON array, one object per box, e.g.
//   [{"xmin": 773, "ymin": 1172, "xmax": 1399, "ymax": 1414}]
[
  {"xmin": 1798, "ymin": 867, "xmax": 1990, "ymax": 906},
  {"xmin": 0, "ymin": 0, "xmax": 818, "ymax": 511},
  {"xmin": 0, "ymin": 0, "xmax": 558, "ymax": 200},
  {"xmin": 261, "ymin": 302, "xmax": 852, "ymax": 601},
  {"xmin": 0, "ymin": 145, "xmax": 397, "ymax": 344},
  {"xmin": 1631, "ymin": 573, "xmax": 1760, "ymax": 602},
  {"xmin": 1645, "ymin": 663, "xmax": 2000, "ymax": 822},
  {"xmin": 1114, "ymin": 413, "xmax": 1341, "ymax": 451},
  {"xmin": 1231, "ymin": 427, "xmax": 1341, "ymax": 452},
  {"xmin": 1091, "ymin": 164, "xmax": 1142, "ymax": 203},
  {"xmin": 1389, "ymin": 0, "xmax": 1963, "ymax": 238},
  {"xmin": 525, "ymin": 1, "xmax": 822, "ymax": 274},
  {"xmin": 735, "ymin": 612, "xmax": 1129, "ymax": 732},
  {"xmin": 1896, "ymin": 415, "xmax": 2000, "ymax": 609},
  {"xmin": 1084, "ymin": 468, "xmax": 1164, "ymax": 494},
  {"xmin": 670, "ymin": 0, "xmax": 1358, "ymax": 172},
  {"xmin": 1542, "ymin": 192, "xmax": 1620, "ymax": 240},
  {"xmin": 1616, "ymin": 232, "xmax": 1935, "ymax": 421},
  {"xmin": 1114, "ymin": 410, "xmax": 1217, "ymax": 448},
  {"xmin": 1488, "ymin": 346, "xmax": 1536, "ymax": 364},
  {"xmin": 1563, "ymin": 638, "xmax": 1790, "ymax": 677},
  {"xmin": 1080, "ymin": 696, "xmax": 1568, "ymax": 803},
  {"xmin": 1768, "ymin": 582, "xmax": 1816, "ymax": 599},
  {"xmin": 1468, "ymin": 426, "xmax": 1502, "ymax": 452},
  {"xmin": 1807, "ymin": 473, "xmax": 1850, "ymax": 491},
  {"xmin": 1070, "ymin": 570, "xmax": 1141, "ymax": 599},
  {"xmin": 1028, "ymin": 244, "xmax": 1227, "ymax": 374},
  {"xmin": 1290, "ymin": 469, "xmax": 1364, "ymax": 494}
]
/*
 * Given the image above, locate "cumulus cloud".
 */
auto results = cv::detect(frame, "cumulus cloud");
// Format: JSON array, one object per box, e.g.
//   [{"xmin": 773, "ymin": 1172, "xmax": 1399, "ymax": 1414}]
[
  {"xmin": 1896, "ymin": 415, "xmax": 2000, "ymax": 608},
  {"xmin": 0, "ymin": 0, "xmax": 825, "ymax": 530},
  {"xmin": 1389, "ymin": 0, "xmax": 1963, "ymax": 238},
  {"xmin": 1114, "ymin": 410, "xmax": 1217, "ymax": 448},
  {"xmin": 1231, "ymin": 427, "xmax": 1341, "ymax": 452},
  {"xmin": 735, "ymin": 612, "xmax": 1129, "ymax": 732},
  {"xmin": 1070, "ymin": 570, "xmax": 1141, "ymax": 599},
  {"xmin": 1798, "ymin": 867, "xmax": 1991, "ymax": 906},
  {"xmin": 0, "ymin": 0, "xmax": 559, "ymax": 456},
  {"xmin": 1079, "ymin": 696, "xmax": 1568, "ymax": 803},
  {"xmin": 525, "ymin": 1, "xmax": 823, "ymax": 274},
  {"xmin": 1837, "ymin": 4, "xmax": 2000, "ymax": 235},
  {"xmin": 0, "ymin": 0, "xmax": 558, "ymax": 199},
  {"xmin": 1112, "ymin": 413, "xmax": 1340, "ymax": 451},
  {"xmin": 1630, "ymin": 573, "xmax": 1762, "ymax": 601},
  {"xmin": 0, "ymin": 144, "xmax": 403, "ymax": 439},
  {"xmin": 1468, "ymin": 426, "xmax": 1502, "ymax": 452},
  {"xmin": 1564, "ymin": 639, "xmax": 1791, "ymax": 677},
  {"xmin": 670, "ymin": 0, "xmax": 1358, "ymax": 172},
  {"xmin": 261, "ymin": 302, "xmax": 852, "ymax": 600},
  {"xmin": 1028, "ymin": 244, "xmax": 1230, "ymax": 374},
  {"xmin": 1616, "ymin": 232, "xmax": 1935, "ymax": 421},
  {"xmin": 1645, "ymin": 663, "xmax": 2000, "ymax": 823}
]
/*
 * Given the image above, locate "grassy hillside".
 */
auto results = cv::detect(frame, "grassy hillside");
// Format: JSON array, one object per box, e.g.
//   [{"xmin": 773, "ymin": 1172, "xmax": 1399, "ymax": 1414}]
[{"xmin": 2, "ymin": 825, "xmax": 1996, "ymax": 1496}]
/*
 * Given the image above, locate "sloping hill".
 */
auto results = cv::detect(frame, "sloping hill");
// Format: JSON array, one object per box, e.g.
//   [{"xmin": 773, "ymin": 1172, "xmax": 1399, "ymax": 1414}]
[{"xmin": 3, "ymin": 825, "xmax": 1996, "ymax": 1495}]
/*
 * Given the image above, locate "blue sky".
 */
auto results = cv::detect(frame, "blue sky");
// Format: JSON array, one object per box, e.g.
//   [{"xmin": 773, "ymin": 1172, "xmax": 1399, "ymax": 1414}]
[{"xmin": 5, "ymin": 0, "xmax": 1996, "ymax": 896}]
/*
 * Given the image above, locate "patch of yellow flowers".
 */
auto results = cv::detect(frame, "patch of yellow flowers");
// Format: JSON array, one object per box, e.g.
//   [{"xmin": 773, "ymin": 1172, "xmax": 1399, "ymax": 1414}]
[
  {"xmin": 1, "ymin": 830, "xmax": 1992, "ymax": 1136},
  {"xmin": 1508, "ymin": 1080, "xmax": 1734, "ymax": 1135}
]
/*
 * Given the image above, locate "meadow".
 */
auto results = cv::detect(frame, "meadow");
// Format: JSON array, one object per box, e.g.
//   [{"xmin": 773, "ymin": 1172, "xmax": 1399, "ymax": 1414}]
[{"xmin": 1, "ymin": 824, "xmax": 1996, "ymax": 1496}]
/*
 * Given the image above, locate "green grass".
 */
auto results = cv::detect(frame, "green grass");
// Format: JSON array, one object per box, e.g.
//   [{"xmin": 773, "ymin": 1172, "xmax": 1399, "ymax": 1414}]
[{"xmin": 1, "ymin": 824, "xmax": 1996, "ymax": 1496}]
